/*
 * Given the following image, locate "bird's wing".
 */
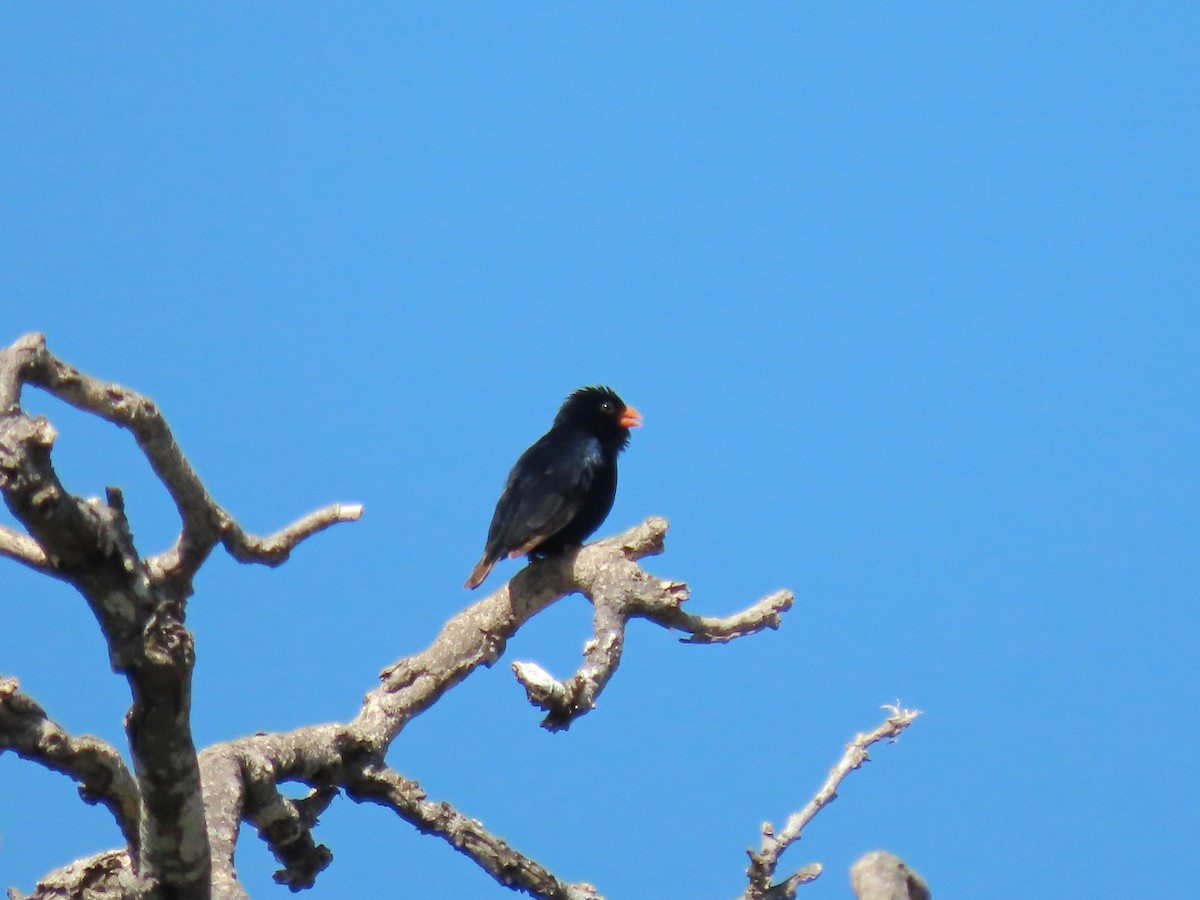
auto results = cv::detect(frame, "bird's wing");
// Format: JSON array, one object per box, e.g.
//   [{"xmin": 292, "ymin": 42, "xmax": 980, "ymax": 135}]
[{"xmin": 489, "ymin": 432, "xmax": 601, "ymax": 556}]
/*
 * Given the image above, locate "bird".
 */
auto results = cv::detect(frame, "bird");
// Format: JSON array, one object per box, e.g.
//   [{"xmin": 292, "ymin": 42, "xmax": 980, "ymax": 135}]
[{"xmin": 465, "ymin": 386, "xmax": 642, "ymax": 589}]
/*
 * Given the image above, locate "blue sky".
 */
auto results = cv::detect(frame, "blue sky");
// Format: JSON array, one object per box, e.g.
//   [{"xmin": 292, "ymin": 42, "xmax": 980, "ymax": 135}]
[{"xmin": 2, "ymin": 5, "xmax": 1197, "ymax": 898}]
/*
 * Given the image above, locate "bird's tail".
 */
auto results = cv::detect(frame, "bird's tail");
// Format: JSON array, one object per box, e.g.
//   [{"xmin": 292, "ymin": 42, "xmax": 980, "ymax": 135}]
[{"xmin": 464, "ymin": 555, "xmax": 496, "ymax": 590}]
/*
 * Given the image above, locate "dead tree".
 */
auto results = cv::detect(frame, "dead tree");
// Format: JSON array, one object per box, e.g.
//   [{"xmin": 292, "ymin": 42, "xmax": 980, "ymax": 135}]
[{"xmin": 0, "ymin": 333, "xmax": 924, "ymax": 900}]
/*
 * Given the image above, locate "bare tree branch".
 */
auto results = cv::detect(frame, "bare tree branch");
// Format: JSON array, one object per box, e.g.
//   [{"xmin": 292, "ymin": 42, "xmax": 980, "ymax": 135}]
[
  {"xmin": 8, "ymin": 511, "xmax": 802, "ymax": 899},
  {"xmin": 345, "ymin": 765, "xmax": 602, "ymax": 900},
  {"xmin": 220, "ymin": 502, "xmax": 364, "ymax": 567},
  {"xmin": 0, "ymin": 333, "xmax": 360, "ymax": 899},
  {"xmin": 197, "ymin": 748, "xmax": 251, "ymax": 900},
  {"xmin": 7, "ymin": 849, "xmax": 136, "ymax": 900},
  {"xmin": 357, "ymin": 521, "xmax": 670, "ymax": 751},
  {"xmin": 0, "ymin": 349, "xmax": 208, "ymax": 895},
  {"xmin": 760, "ymin": 864, "xmax": 823, "ymax": 899},
  {"xmin": 741, "ymin": 705, "xmax": 923, "ymax": 900},
  {"xmin": 511, "ymin": 585, "xmax": 628, "ymax": 731},
  {"xmin": 2, "ymin": 332, "xmax": 222, "ymax": 592},
  {"xmin": 509, "ymin": 525, "xmax": 792, "ymax": 730},
  {"xmin": 3, "ymin": 333, "xmax": 925, "ymax": 900},
  {"xmin": 0, "ymin": 332, "xmax": 359, "ymax": 596},
  {"xmin": 236, "ymin": 747, "xmax": 336, "ymax": 892},
  {"xmin": 632, "ymin": 587, "xmax": 794, "ymax": 644},
  {"xmin": 169, "ymin": 516, "xmax": 792, "ymax": 897},
  {"xmin": 0, "ymin": 676, "xmax": 141, "ymax": 851},
  {"xmin": 0, "ymin": 525, "xmax": 55, "ymax": 575}
]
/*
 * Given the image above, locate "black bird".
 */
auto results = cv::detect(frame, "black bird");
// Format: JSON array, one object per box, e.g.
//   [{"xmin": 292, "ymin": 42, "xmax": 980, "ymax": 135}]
[{"xmin": 465, "ymin": 386, "xmax": 642, "ymax": 589}]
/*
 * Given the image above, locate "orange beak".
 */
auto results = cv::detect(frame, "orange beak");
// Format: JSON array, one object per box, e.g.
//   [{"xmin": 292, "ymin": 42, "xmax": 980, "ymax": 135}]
[{"xmin": 619, "ymin": 404, "xmax": 643, "ymax": 428}]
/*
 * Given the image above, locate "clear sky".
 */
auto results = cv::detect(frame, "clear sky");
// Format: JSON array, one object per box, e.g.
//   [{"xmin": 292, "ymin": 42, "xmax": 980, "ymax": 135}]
[{"xmin": 2, "ymin": 5, "xmax": 1197, "ymax": 898}]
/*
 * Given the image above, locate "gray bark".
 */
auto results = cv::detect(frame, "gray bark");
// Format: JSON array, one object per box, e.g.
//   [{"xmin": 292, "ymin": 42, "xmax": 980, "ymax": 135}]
[{"xmin": 1, "ymin": 332, "xmax": 922, "ymax": 900}]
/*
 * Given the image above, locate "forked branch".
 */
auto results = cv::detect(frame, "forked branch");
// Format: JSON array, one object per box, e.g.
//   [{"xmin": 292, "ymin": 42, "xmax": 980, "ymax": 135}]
[
  {"xmin": 2, "ymin": 332, "xmax": 922, "ymax": 900},
  {"xmin": 0, "ymin": 333, "xmax": 360, "ymax": 899},
  {"xmin": 0, "ymin": 332, "xmax": 361, "ymax": 595},
  {"xmin": 742, "ymin": 705, "xmax": 923, "ymax": 899},
  {"xmin": 0, "ymin": 677, "xmax": 140, "ymax": 851}
]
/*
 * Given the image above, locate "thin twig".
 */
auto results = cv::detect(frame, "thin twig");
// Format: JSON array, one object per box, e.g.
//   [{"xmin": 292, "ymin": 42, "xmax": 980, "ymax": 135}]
[
  {"xmin": 0, "ymin": 525, "xmax": 55, "ymax": 575},
  {"xmin": 220, "ymin": 502, "xmax": 364, "ymax": 566},
  {"xmin": 742, "ymin": 705, "xmax": 923, "ymax": 900},
  {"xmin": 632, "ymin": 588, "xmax": 794, "ymax": 644}
]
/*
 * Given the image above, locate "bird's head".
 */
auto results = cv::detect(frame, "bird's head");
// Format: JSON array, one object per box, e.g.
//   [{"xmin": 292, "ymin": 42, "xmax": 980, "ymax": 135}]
[{"xmin": 555, "ymin": 385, "xmax": 642, "ymax": 447}]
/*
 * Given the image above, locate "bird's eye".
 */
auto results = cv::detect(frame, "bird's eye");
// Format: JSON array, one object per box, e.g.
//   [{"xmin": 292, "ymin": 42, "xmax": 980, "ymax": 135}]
[{"xmin": 600, "ymin": 400, "xmax": 614, "ymax": 413}]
